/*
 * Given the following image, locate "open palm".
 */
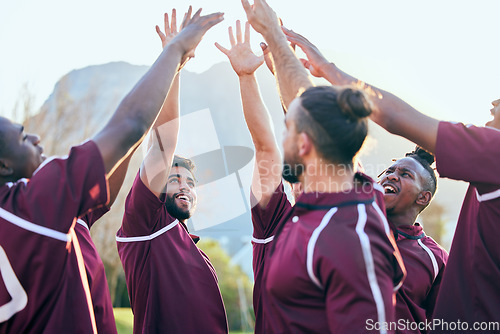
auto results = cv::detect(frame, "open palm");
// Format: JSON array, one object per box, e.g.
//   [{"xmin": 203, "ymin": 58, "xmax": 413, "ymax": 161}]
[{"xmin": 215, "ymin": 21, "xmax": 264, "ymax": 76}]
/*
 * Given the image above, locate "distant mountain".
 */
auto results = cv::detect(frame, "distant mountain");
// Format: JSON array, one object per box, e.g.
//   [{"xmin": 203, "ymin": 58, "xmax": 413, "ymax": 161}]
[{"xmin": 26, "ymin": 61, "xmax": 467, "ymax": 280}]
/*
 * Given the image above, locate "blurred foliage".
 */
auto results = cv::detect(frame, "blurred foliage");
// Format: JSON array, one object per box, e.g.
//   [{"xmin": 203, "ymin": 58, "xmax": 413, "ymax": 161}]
[
  {"xmin": 419, "ymin": 200, "xmax": 447, "ymax": 250},
  {"xmin": 197, "ymin": 238, "xmax": 255, "ymax": 332}
]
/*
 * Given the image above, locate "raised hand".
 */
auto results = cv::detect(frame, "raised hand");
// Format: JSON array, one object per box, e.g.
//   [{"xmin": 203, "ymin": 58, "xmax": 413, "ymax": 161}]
[
  {"xmin": 215, "ymin": 21, "xmax": 264, "ymax": 76},
  {"xmin": 169, "ymin": 7, "xmax": 224, "ymax": 60},
  {"xmin": 241, "ymin": 0, "xmax": 281, "ymax": 38},
  {"xmin": 281, "ymin": 27, "xmax": 330, "ymax": 78},
  {"xmin": 156, "ymin": 9, "xmax": 196, "ymax": 68},
  {"xmin": 156, "ymin": 9, "xmax": 179, "ymax": 49},
  {"xmin": 486, "ymin": 99, "xmax": 500, "ymax": 129}
]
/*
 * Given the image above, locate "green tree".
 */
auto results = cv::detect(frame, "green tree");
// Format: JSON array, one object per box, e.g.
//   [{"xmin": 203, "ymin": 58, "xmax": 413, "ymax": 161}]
[{"xmin": 197, "ymin": 238, "xmax": 254, "ymax": 332}]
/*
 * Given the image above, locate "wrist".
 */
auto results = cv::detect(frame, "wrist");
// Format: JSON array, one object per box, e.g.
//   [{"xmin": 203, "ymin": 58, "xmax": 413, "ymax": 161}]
[{"xmin": 238, "ymin": 72, "xmax": 257, "ymax": 79}]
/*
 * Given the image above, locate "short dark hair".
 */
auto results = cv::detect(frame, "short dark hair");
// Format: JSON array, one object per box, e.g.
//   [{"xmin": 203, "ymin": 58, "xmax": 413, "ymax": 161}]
[
  {"xmin": 405, "ymin": 146, "xmax": 437, "ymax": 196},
  {"xmin": 172, "ymin": 155, "xmax": 196, "ymax": 180},
  {"xmin": 296, "ymin": 86, "xmax": 373, "ymax": 165}
]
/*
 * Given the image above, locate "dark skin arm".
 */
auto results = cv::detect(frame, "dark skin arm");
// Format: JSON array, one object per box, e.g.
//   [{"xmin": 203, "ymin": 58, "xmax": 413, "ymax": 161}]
[{"xmin": 91, "ymin": 7, "xmax": 224, "ymax": 176}]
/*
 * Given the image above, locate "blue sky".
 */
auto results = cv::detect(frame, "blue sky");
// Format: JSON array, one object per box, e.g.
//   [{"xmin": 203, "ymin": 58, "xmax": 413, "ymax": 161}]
[{"xmin": 1, "ymin": 0, "xmax": 499, "ymax": 125}]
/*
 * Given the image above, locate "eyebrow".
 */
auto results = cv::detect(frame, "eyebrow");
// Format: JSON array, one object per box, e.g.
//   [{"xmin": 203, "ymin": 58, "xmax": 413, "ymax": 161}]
[
  {"xmin": 168, "ymin": 174, "xmax": 196, "ymax": 183},
  {"xmin": 398, "ymin": 167, "xmax": 416, "ymax": 176}
]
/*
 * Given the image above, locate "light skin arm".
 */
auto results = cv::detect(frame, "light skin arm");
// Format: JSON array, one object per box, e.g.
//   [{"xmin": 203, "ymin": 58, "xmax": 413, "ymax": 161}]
[
  {"xmin": 282, "ymin": 27, "xmax": 439, "ymax": 153},
  {"xmin": 241, "ymin": 0, "xmax": 313, "ymax": 110},
  {"xmin": 91, "ymin": 7, "xmax": 224, "ymax": 176},
  {"xmin": 215, "ymin": 21, "xmax": 281, "ymax": 208},
  {"xmin": 139, "ymin": 9, "xmax": 186, "ymax": 198}
]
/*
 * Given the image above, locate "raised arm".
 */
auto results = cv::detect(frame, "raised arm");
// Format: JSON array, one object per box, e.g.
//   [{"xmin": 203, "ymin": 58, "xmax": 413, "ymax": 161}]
[
  {"xmin": 241, "ymin": 0, "xmax": 313, "ymax": 110},
  {"xmin": 282, "ymin": 27, "xmax": 439, "ymax": 153},
  {"xmin": 215, "ymin": 21, "xmax": 281, "ymax": 208},
  {"xmin": 91, "ymin": 7, "xmax": 224, "ymax": 176},
  {"xmin": 139, "ymin": 9, "xmax": 185, "ymax": 198}
]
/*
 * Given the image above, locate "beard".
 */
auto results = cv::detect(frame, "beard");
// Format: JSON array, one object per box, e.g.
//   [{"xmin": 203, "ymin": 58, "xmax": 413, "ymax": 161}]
[
  {"xmin": 282, "ymin": 156, "xmax": 304, "ymax": 184},
  {"xmin": 164, "ymin": 193, "xmax": 195, "ymax": 221}
]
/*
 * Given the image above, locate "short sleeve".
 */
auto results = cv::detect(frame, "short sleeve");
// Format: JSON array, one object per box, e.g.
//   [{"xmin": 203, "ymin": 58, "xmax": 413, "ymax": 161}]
[
  {"xmin": 435, "ymin": 122, "xmax": 500, "ymax": 186},
  {"xmin": 120, "ymin": 171, "xmax": 175, "ymax": 237},
  {"xmin": 21, "ymin": 140, "xmax": 108, "ymax": 233},
  {"xmin": 79, "ymin": 206, "xmax": 110, "ymax": 229},
  {"xmin": 251, "ymin": 181, "xmax": 291, "ymax": 240}
]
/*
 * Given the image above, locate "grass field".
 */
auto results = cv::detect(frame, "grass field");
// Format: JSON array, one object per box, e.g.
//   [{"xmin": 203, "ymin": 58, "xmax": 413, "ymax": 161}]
[{"xmin": 113, "ymin": 308, "xmax": 252, "ymax": 334}]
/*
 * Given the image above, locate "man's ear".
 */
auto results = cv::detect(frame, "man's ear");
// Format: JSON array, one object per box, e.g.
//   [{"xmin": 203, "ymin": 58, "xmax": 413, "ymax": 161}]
[
  {"xmin": 297, "ymin": 132, "xmax": 313, "ymax": 157},
  {"xmin": 416, "ymin": 190, "xmax": 432, "ymax": 207}
]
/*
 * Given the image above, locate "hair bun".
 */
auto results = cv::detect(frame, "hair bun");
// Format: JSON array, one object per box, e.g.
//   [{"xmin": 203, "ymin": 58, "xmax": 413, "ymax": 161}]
[
  {"xmin": 406, "ymin": 146, "xmax": 435, "ymax": 165},
  {"xmin": 337, "ymin": 87, "xmax": 372, "ymax": 120}
]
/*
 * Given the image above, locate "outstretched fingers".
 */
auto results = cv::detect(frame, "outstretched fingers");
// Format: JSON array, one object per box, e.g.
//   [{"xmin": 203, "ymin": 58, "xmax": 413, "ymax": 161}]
[
  {"xmin": 228, "ymin": 26, "xmax": 236, "ymax": 47},
  {"xmin": 214, "ymin": 42, "xmax": 229, "ymax": 56},
  {"xmin": 236, "ymin": 20, "xmax": 243, "ymax": 44},
  {"xmin": 244, "ymin": 21, "xmax": 251, "ymax": 44}
]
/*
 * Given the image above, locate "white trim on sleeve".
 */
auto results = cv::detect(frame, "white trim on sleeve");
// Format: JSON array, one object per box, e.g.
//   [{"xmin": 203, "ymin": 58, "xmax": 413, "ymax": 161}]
[
  {"xmin": 251, "ymin": 236, "xmax": 274, "ymax": 244},
  {"xmin": 76, "ymin": 219, "xmax": 90, "ymax": 231},
  {"xmin": 116, "ymin": 220, "xmax": 179, "ymax": 243},
  {"xmin": 475, "ymin": 188, "xmax": 500, "ymax": 202}
]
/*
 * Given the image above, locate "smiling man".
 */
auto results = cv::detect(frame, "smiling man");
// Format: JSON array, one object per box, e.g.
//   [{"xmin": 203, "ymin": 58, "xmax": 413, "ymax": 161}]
[
  {"xmin": 379, "ymin": 148, "xmax": 448, "ymax": 333},
  {"xmin": 115, "ymin": 9, "xmax": 227, "ymax": 334}
]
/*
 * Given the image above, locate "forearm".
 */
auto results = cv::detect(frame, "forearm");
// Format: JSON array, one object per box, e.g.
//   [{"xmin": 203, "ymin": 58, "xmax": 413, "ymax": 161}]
[
  {"xmin": 106, "ymin": 151, "xmax": 134, "ymax": 207},
  {"xmin": 239, "ymin": 74, "xmax": 279, "ymax": 153},
  {"xmin": 263, "ymin": 30, "xmax": 313, "ymax": 109},
  {"xmin": 239, "ymin": 74, "xmax": 281, "ymax": 207},
  {"xmin": 93, "ymin": 42, "xmax": 184, "ymax": 174},
  {"xmin": 140, "ymin": 70, "xmax": 181, "ymax": 197},
  {"xmin": 323, "ymin": 62, "xmax": 439, "ymax": 152}
]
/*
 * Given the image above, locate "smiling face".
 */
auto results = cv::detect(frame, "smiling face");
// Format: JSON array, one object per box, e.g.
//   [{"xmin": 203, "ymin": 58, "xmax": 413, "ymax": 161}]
[
  {"xmin": 379, "ymin": 157, "xmax": 430, "ymax": 216},
  {"xmin": 164, "ymin": 166, "xmax": 197, "ymax": 222},
  {"xmin": 0, "ymin": 117, "xmax": 45, "ymax": 182}
]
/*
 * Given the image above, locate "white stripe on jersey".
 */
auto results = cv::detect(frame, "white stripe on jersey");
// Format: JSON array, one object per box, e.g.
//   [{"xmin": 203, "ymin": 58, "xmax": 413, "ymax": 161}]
[
  {"xmin": 32, "ymin": 155, "xmax": 68, "ymax": 176},
  {"xmin": 475, "ymin": 188, "xmax": 500, "ymax": 202},
  {"xmin": 0, "ymin": 207, "xmax": 70, "ymax": 242},
  {"xmin": 356, "ymin": 203, "xmax": 388, "ymax": 334},
  {"xmin": 306, "ymin": 207, "xmax": 338, "ymax": 289},
  {"xmin": 417, "ymin": 239, "xmax": 439, "ymax": 282},
  {"xmin": 76, "ymin": 219, "xmax": 90, "ymax": 231},
  {"xmin": 251, "ymin": 236, "xmax": 274, "ymax": 244},
  {"xmin": 0, "ymin": 245, "xmax": 28, "ymax": 322},
  {"xmin": 116, "ymin": 220, "xmax": 179, "ymax": 242},
  {"xmin": 372, "ymin": 202, "xmax": 391, "ymax": 235}
]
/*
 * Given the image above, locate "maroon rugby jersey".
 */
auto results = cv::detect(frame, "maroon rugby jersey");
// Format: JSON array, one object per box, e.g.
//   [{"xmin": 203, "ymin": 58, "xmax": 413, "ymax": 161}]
[
  {"xmin": 77, "ymin": 206, "xmax": 117, "ymax": 334},
  {"xmin": 116, "ymin": 172, "xmax": 228, "ymax": 334},
  {"xmin": 431, "ymin": 122, "xmax": 500, "ymax": 332},
  {"xmin": 252, "ymin": 174, "xmax": 405, "ymax": 333},
  {"xmin": 392, "ymin": 224, "xmax": 448, "ymax": 334},
  {"xmin": 0, "ymin": 141, "xmax": 108, "ymax": 333}
]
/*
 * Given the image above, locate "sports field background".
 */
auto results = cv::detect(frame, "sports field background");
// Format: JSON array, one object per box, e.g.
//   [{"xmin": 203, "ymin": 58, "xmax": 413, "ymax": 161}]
[{"xmin": 113, "ymin": 308, "xmax": 252, "ymax": 334}]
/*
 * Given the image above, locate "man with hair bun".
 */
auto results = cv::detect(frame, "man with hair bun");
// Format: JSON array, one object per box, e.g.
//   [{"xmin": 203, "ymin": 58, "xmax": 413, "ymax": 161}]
[
  {"xmin": 231, "ymin": 5, "xmax": 406, "ymax": 332},
  {"xmin": 281, "ymin": 20, "xmax": 500, "ymax": 334},
  {"xmin": 380, "ymin": 147, "xmax": 448, "ymax": 333}
]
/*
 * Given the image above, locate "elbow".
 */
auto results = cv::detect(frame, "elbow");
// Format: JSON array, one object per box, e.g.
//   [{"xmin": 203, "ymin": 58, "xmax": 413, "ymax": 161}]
[{"xmin": 119, "ymin": 118, "xmax": 150, "ymax": 151}]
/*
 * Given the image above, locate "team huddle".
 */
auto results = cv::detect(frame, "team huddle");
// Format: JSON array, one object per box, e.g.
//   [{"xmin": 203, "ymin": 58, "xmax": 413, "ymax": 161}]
[{"xmin": 1, "ymin": 1, "xmax": 499, "ymax": 334}]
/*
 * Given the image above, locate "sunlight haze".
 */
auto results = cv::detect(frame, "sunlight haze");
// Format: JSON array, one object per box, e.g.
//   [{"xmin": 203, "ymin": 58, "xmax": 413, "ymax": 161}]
[{"xmin": 1, "ymin": 0, "xmax": 499, "ymax": 126}]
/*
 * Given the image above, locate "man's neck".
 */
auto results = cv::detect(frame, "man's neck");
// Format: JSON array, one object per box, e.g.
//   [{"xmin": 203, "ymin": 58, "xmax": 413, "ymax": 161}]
[{"xmin": 301, "ymin": 159, "xmax": 355, "ymax": 194}]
